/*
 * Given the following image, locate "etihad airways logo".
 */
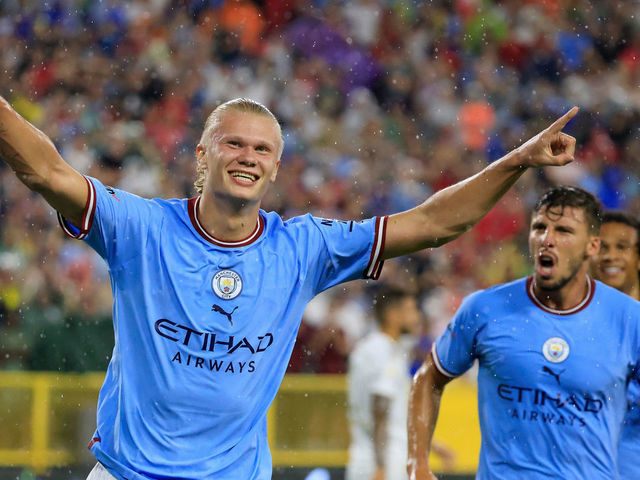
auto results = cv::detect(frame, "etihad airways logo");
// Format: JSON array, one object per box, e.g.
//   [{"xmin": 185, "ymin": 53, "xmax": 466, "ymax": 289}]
[
  {"xmin": 498, "ymin": 383, "xmax": 603, "ymax": 428},
  {"xmin": 154, "ymin": 319, "xmax": 275, "ymax": 375},
  {"xmin": 154, "ymin": 319, "xmax": 274, "ymax": 354}
]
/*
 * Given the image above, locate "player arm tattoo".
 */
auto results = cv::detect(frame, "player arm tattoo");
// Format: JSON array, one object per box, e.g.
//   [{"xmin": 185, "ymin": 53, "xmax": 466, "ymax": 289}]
[{"xmin": 372, "ymin": 394, "xmax": 390, "ymax": 470}]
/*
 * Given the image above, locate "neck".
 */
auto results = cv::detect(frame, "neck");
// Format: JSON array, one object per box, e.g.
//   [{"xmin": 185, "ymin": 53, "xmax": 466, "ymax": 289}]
[
  {"xmin": 381, "ymin": 324, "xmax": 400, "ymax": 341},
  {"xmin": 197, "ymin": 190, "xmax": 261, "ymax": 242},
  {"xmin": 532, "ymin": 269, "xmax": 591, "ymax": 312}
]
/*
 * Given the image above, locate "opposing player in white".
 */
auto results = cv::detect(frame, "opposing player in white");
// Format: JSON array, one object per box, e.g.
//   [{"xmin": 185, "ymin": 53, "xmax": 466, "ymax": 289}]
[{"xmin": 347, "ymin": 287, "xmax": 420, "ymax": 480}]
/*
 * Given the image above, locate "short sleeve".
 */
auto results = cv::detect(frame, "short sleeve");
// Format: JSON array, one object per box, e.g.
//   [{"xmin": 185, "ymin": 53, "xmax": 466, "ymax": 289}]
[
  {"xmin": 57, "ymin": 176, "xmax": 160, "ymax": 266},
  {"xmin": 370, "ymin": 360, "xmax": 402, "ymax": 399},
  {"xmin": 432, "ymin": 292, "xmax": 483, "ymax": 378},
  {"xmin": 304, "ymin": 215, "xmax": 387, "ymax": 294}
]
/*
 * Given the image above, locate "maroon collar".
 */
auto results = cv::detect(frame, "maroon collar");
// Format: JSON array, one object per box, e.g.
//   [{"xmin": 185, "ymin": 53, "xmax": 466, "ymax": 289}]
[
  {"xmin": 188, "ymin": 197, "xmax": 264, "ymax": 247},
  {"xmin": 526, "ymin": 276, "xmax": 595, "ymax": 315}
]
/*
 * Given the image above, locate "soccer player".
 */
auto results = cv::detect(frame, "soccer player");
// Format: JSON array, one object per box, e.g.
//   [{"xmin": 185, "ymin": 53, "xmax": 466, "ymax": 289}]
[
  {"xmin": 591, "ymin": 211, "xmax": 640, "ymax": 300},
  {"xmin": 347, "ymin": 286, "xmax": 453, "ymax": 480},
  {"xmin": 407, "ymin": 186, "xmax": 640, "ymax": 480},
  {"xmin": 0, "ymin": 93, "xmax": 578, "ymax": 480},
  {"xmin": 590, "ymin": 211, "xmax": 640, "ymax": 480}
]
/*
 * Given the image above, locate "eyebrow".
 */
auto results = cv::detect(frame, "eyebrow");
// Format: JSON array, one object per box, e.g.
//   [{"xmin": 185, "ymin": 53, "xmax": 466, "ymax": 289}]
[
  {"xmin": 612, "ymin": 240, "xmax": 633, "ymax": 246},
  {"xmin": 223, "ymin": 135, "xmax": 276, "ymax": 149}
]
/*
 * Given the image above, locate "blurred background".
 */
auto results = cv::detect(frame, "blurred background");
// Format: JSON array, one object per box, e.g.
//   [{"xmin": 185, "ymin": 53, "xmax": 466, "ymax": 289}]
[{"xmin": 0, "ymin": 0, "xmax": 638, "ymax": 478}]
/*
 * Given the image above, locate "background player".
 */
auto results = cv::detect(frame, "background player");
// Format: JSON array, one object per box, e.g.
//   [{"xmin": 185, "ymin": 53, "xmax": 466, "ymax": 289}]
[
  {"xmin": 591, "ymin": 211, "xmax": 640, "ymax": 300},
  {"xmin": 0, "ymin": 92, "xmax": 579, "ymax": 480},
  {"xmin": 408, "ymin": 186, "xmax": 640, "ymax": 480},
  {"xmin": 346, "ymin": 286, "xmax": 454, "ymax": 480},
  {"xmin": 590, "ymin": 211, "xmax": 640, "ymax": 480}
]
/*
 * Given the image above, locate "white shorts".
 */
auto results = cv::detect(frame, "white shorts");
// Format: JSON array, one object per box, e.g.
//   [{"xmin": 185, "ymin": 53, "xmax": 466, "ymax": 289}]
[{"xmin": 86, "ymin": 462, "xmax": 117, "ymax": 480}]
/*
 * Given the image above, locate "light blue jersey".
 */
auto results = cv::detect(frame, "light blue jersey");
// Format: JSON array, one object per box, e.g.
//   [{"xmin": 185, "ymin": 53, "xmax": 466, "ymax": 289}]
[
  {"xmin": 433, "ymin": 276, "xmax": 640, "ymax": 480},
  {"xmin": 59, "ymin": 176, "xmax": 387, "ymax": 480},
  {"xmin": 619, "ymin": 380, "xmax": 640, "ymax": 479}
]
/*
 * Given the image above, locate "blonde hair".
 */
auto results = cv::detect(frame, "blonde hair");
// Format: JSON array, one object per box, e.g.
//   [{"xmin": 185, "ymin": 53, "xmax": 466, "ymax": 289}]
[{"xmin": 194, "ymin": 98, "xmax": 283, "ymax": 194}]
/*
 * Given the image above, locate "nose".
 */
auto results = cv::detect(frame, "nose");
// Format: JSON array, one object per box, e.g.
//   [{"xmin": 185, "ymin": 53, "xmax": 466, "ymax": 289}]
[
  {"xmin": 237, "ymin": 147, "xmax": 257, "ymax": 166},
  {"xmin": 542, "ymin": 229, "xmax": 555, "ymax": 248}
]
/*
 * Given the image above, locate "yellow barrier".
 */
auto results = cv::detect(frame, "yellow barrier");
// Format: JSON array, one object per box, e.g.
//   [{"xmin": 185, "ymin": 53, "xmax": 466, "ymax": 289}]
[{"xmin": 0, "ymin": 372, "xmax": 480, "ymax": 474}]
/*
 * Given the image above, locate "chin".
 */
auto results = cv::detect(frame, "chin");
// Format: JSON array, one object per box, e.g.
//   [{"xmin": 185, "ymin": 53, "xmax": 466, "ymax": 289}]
[
  {"xmin": 534, "ymin": 274, "xmax": 561, "ymax": 291},
  {"xmin": 603, "ymin": 278, "xmax": 624, "ymax": 290},
  {"xmin": 595, "ymin": 271, "xmax": 619, "ymax": 284}
]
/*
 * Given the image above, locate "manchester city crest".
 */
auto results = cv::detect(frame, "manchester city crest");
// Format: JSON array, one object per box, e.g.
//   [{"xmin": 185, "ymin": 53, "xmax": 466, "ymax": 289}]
[
  {"xmin": 542, "ymin": 337, "xmax": 570, "ymax": 363},
  {"xmin": 212, "ymin": 270, "xmax": 243, "ymax": 300}
]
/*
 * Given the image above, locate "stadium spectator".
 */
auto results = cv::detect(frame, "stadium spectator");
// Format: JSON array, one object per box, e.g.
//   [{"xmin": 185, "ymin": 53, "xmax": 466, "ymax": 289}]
[
  {"xmin": 408, "ymin": 186, "xmax": 640, "ymax": 479},
  {"xmin": 0, "ymin": 2, "xmax": 639, "ymax": 374}
]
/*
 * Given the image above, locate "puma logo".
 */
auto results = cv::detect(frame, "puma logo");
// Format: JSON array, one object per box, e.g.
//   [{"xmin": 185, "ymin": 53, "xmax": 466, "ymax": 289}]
[
  {"xmin": 212, "ymin": 304, "xmax": 238, "ymax": 326},
  {"xmin": 542, "ymin": 366, "xmax": 564, "ymax": 385}
]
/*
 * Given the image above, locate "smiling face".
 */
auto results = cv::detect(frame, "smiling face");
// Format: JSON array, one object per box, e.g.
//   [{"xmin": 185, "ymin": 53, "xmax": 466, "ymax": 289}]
[
  {"xmin": 529, "ymin": 205, "xmax": 600, "ymax": 291},
  {"xmin": 592, "ymin": 221, "xmax": 640, "ymax": 297},
  {"xmin": 196, "ymin": 109, "xmax": 281, "ymax": 205}
]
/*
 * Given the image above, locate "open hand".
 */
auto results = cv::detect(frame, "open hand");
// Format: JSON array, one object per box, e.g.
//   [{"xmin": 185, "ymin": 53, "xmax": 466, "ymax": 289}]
[{"xmin": 515, "ymin": 107, "xmax": 578, "ymax": 168}]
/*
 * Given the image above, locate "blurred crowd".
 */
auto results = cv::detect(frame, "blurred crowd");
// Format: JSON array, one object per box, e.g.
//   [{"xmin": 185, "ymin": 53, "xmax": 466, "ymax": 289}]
[{"xmin": 0, "ymin": 0, "xmax": 638, "ymax": 373}]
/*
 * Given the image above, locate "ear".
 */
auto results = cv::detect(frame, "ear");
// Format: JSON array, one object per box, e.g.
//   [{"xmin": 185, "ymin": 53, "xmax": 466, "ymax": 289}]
[
  {"xmin": 586, "ymin": 235, "xmax": 600, "ymax": 257},
  {"xmin": 196, "ymin": 144, "xmax": 207, "ymax": 170},
  {"xmin": 270, "ymin": 160, "xmax": 281, "ymax": 183}
]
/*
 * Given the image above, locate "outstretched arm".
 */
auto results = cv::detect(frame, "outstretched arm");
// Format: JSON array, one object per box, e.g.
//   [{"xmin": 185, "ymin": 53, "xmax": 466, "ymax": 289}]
[
  {"xmin": 383, "ymin": 107, "xmax": 578, "ymax": 259},
  {"xmin": 0, "ymin": 95, "xmax": 87, "ymax": 226},
  {"xmin": 407, "ymin": 354, "xmax": 453, "ymax": 480}
]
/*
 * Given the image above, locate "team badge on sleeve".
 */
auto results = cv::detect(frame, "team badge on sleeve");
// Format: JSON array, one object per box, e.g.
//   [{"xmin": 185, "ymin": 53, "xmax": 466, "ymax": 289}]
[
  {"xmin": 542, "ymin": 337, "xmax": 570, "ymax": 363},
  {"xmin": 212, "ymin": 270, "xmax": 243, "ymax": 300}
]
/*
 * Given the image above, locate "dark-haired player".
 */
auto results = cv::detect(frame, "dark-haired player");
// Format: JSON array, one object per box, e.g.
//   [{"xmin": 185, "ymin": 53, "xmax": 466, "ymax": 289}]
[{"xmin": 409, "ymin": 186, "xmax": 640, "ymax": 480}]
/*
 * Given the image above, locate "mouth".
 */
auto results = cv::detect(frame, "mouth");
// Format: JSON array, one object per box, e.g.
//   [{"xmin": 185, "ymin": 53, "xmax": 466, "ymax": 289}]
[
  {"xmin": 229, "ymin": 170, "xmax": 259, "ymax": 185},
  {"xmin": 537, "ymin": 251, "xmax": 557, "ymax": 279},
  {"xmin": 600, "ymin": 266, "xmax": 623, "ymax": 277}
]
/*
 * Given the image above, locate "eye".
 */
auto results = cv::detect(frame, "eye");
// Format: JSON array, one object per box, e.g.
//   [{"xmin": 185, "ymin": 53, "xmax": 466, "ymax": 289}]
[{"xmin": 227, "ymin": 140, "xmax": 240, "ymax": 147}]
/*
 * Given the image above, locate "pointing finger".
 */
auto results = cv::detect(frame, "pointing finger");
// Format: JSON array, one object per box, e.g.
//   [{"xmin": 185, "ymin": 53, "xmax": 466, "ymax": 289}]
[{"xmin": 548, "ymin": 106, "xmax": 579, "ymax": 133}]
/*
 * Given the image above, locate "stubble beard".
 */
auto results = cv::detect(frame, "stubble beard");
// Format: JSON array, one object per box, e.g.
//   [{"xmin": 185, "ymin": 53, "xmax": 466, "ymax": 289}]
[{"xmin": 535, "ymin": 251, "xmax": 588, "ymax": 292}]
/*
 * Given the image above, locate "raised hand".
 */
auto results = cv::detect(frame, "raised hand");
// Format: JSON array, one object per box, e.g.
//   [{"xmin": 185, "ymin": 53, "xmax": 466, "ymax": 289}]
[{"xmin": 515, "ymin": 106, "xmax": 579, "ymax": 168}]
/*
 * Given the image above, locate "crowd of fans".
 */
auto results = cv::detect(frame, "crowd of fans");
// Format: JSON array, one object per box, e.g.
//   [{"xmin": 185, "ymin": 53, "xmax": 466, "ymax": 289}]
[{"xmin": 0, "ymin": 0, "xmax": 638, "ymax": 373}]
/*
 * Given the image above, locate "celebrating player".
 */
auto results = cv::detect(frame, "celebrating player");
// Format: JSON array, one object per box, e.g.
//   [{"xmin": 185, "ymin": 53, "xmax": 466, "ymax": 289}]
[
  {"xmin": 0, "ymin": 94, "xmax": 578, "ymax": 480},
  {"xmin": 408, "ymin": 186, "xmax": 640, "ymax": 479},
  {"xmin": 590, "ymin": 211, "xmax": 640, "ymax": 480}
]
